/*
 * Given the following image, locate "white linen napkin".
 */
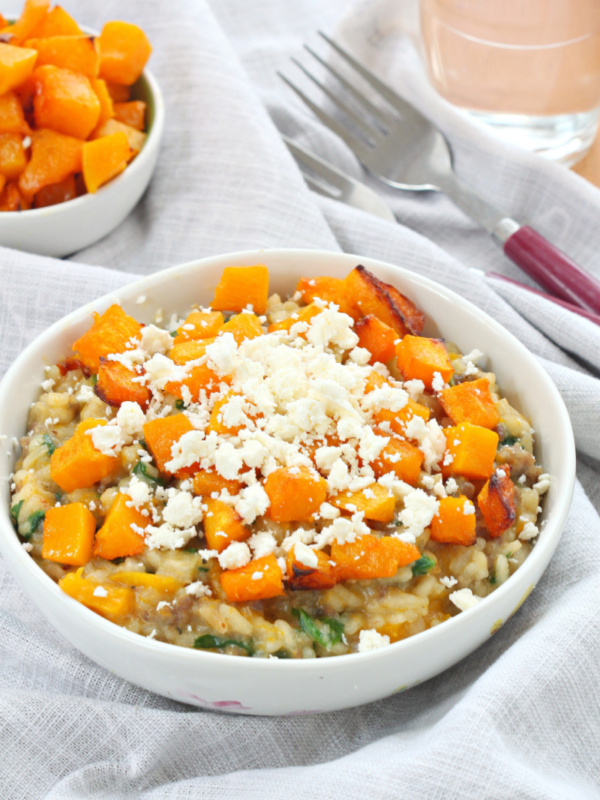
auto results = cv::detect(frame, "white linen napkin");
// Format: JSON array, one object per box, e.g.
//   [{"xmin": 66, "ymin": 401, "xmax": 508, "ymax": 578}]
[{"xmin": 1, "ymin": 0, "xmax": 599, "ymax": 797}]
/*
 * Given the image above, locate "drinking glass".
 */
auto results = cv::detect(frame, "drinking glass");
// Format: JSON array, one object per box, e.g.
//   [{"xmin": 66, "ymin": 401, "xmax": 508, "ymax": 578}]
[{"xmin": 420, "ymin": 0, "xmax": 600, "ymax": 164}]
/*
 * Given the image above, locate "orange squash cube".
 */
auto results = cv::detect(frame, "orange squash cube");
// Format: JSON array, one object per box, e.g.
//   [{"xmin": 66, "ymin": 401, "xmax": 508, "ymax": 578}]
[
  {"xmin": 0, "ymin": 133, "xmax": 27, "ymax": 180},
  {"xmin": 28, "ymin": 5, "xmax": 82, "ymax": 38},
  {"xmin": 33, "ymin": 65, "xmax": 100, "ymax": 139},
  {"xmin": 42, "ymin": 502, "xmax": 96, "ymax": 566},
  {"xmin": 173, "ymin": 311, "xmax": 224, "ymax": 344},
  {"xmin": 92, "ymin": 492, "xmax": 147, "ymax": 560},
  {"xmin": 439, "ymin": 378, "xmax": 501, "ymax": 429},
  {"xmin": 110, "ymin": 571, "xmax": 182, "ymax": 594},
  {"xmin": 267, "ymin": 303, "xmax": 322, "ymax": 334},
  {"xmin": 82, "ymin": 131, "xmax": 131, "ymax": 193},
  {"xmin": 219, "ymin": 312, "xmax": 264, "ymax": 344},
  {"xmin": 192, "ymin": 469, "xmax": 242, "ymax": 498},
  {"xmin": 0, "ymin": 180, "xmax": 30, "ymax": 211},
  {"xmin": 18, "ymin": 128, "xmax": 82, "ymax": 199},
  {"xmin": 59, "ymin": 568, "xmax": 134, "ymax": 620},
  {"xmin": 203, "ymin": 498, "xmax": 249, "ymax": 553},
  {"xmin": 286, "ymin": 546, "xmax": 338, "ymax": 591},
  {"xmin": 113, "ymin": 100, "xmax": 146, "ymax": 130},
  {"xmin": 72, "ymin": 304, "xmax": 142, "ymax": 373},
  {"xmin": 211, "ymin": 265, "xmax": 269, "ymax": 315},
  {"xmin": 331, "ymin": 484, "xmax": 396, "ymax": 522},
  {"xmin": 430, "ymin": 496, "xmax": 477, "ymax": 546},
  {"xmin": 220, "ymin": 554, "xmax": 285, "ymax": 603},
  {"xmin": 331, "ymin": 534, "xmax": 420, "ymax": 581},
  {"xmin": 90, "ymin": 78, "xmax": 114, "ymax": 130},
  {"xmin": 25, "ymin": 35, "xmax": 99, "ymax": 78},
  {"xmin": 343, "ymin": 265, "xmax": 425, "ymax": 336},
  {"xmin": 143, "ymin": 413, "xmax": 197, "ymax": 477},
  {"xmin": 265, "ymin": 466, "xmax": 328, "ymax": 522},
  {"xmin": 477, "ymin": 466, "xmax": 516, "ymax": 538},
  {"xmin": 3, "ymin": 0, "xmax": 50, "ymax": 45},
  {"xmin": 442, "ymin": 422, "xmax": 499, "ymax": 481},
  {"xmin": 33, "ymin": 173, "xmax": 76, "ymax": 208},
  {"xmin": 396, "ymin": 335, "xmax": 454, "ymax": 389},
  {"xmin": 373, "ymin": 397, "xmax": 431, "ymax": 437},
  {"xmin": 295, "ymin": 275, "xmax": 356, "ymax": 318},
  {"xmin": 355, "ymin": 315, "xmax": 398, "ymax": 364},
  {"xmin": 95, "ymin": 357, "xmax": 151, "ymax": 410},
  {"xmin": 371, "ymin": 437, "xmax": 424, "ymax": 486},
  {"xmin": 0, "ymin": 43, "xmax": 38, "ymax": 95},
  {"xmin": 98, "ymin": 21, "xmax": 152, "ymax": 86},
  {"xmin": 0, "ymin": 92, "xmax": 30, "ymax": 134},
  {"xmin": 50, "ymin": 419, "xmax": 121, "ymax": 493},
  {"xmin": 93, "ymin": 118, "xmax": 146, "ymax": 155}
]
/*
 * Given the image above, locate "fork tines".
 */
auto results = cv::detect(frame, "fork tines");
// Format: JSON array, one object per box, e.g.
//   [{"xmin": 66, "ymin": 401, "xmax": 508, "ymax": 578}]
[{"xmin": 278, "ymin": 31, "xmax": 426, "ymax": 158}]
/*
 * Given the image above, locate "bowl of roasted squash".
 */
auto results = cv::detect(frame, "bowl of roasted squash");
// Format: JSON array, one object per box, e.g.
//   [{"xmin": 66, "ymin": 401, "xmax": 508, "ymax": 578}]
[
  {"xmin": 0, "ymin": 1, "xmax": 164, "ymax": 257},
  {"xmin": 0, "ymin": 249, "xmax": 575, "ymax": 715}
]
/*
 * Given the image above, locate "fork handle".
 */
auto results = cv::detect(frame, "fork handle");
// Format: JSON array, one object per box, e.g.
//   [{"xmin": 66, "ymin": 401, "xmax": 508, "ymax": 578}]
[{"xmin": 501, "ymin": 224, "xmax": 600, "ymax": 315}]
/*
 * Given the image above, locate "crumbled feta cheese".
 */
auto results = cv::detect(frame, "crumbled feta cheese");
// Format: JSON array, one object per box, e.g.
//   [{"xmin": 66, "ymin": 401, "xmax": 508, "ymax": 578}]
[
  {"xmin": 519, "ymin": 521, "xmax": 539, "ymax": 541},
  {"xmin": 235, "ymin": 484, "xmax": 270, "ymax": 525},
  {"xmin": 76, "ymin": 384, "xmax": 95, "ymax": 403},
  {"xmin": 163, "ymin": 491, "xmax": 203, "ymax": 528},
  {"xmin": 41, "ymin": 378, "xmax": 55, "ymax": 391},
  {"xmin": 92, "ymin": 586, "xmax": 108, "ymax": 598},
  {"xmin": 116, "ymin": 401, "xmax": 146, "ymax": 438},
  {"xmin": 87, "ymin": 423, "xmax": 123, "ymax": 456},
  {"xmin": 145, "ymin": 523, "xmax": 196, "ymax": 550},
  {"xmin": 141, "ymin": 324, "xmax": 174, "ymax": 355},
  {"xmin": 533, "ymin": 474, "xmax": 551, "ymax": 494},
  {"xmin": 397, "ymin": 489, "xmax": 438, "ymax": 540},
  {"xmin": 218, "ymin": 541, "xmax": 251, "ymax": 570},
  {"xmin": 431, "ymin": 371, "xmax": 445, "ymax": 392},
  {"xmin": 247, "ymin": 531, "xmax": 277, "ymax": 559},
  {"xmin": 449, "ymin": 588, "xmax": 482, "ymax": 612},
  {"xmin": 439, "ymin": 575, "xmax": 458, "ymax": 588},
  {"xmin": 294, "ymin": 542, "xmax": 319, "ymax": 568},
  {"xmin": 358, "ymin": 629, "xmax": 390, "ymax": 652},
  {"xmin": 185, "ymin": 581, "xmax": 212, "ymax": 598}
]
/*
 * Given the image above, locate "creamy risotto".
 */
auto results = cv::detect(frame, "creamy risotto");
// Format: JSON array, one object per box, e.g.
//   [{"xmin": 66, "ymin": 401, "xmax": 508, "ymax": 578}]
[{"xmin": 9, "ymin": 264, "xmax": 549, "ymax": 658}]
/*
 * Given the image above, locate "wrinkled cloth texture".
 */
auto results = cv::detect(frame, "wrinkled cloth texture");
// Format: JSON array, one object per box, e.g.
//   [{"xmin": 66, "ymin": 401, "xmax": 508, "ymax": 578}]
[{"xmin": 1, "ymin": 0, "xmax": 600, "ymax": 797}]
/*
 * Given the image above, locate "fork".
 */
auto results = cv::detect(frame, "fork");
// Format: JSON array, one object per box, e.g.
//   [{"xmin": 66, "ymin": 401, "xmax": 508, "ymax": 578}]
[{"xmin": 279, "ymin": 32, "xmax": 600, "ymax": 315}]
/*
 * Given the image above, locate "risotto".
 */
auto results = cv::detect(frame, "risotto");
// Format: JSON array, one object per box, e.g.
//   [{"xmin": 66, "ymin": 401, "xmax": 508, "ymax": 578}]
[{"xmin": 9, "ymin": 264, "xmax": 549, "ymax": 658}]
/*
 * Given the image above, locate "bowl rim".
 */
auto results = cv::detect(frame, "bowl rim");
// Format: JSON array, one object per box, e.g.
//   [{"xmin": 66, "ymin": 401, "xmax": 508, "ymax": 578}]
[
  {"xmin": 0, "ymin": 247, "xmax": 577, "ymax": 671},
  {"xmin": 0, "ymin": 64, "xmax": 165, "ymax": 218}
]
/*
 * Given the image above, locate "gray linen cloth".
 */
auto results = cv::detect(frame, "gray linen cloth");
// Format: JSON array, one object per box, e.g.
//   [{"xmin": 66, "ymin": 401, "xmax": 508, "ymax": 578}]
[{"xmin": 1, "ymin": 0, "xmax": 599, "ymax": 797}]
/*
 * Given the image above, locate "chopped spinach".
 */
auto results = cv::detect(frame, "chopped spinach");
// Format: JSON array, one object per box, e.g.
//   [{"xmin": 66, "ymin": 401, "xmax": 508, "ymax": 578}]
[
  {"xmin": 197, "ymin": 566, "xmax": 209, "ymax": 573},
  {"xmin": 498, "ymin": 434, "xmax": 519, "ymax": 448},
  {"xmin": 272, "ymin": 649, "xmax": 291, "ymax": 659},
  {"xmin": 42, "ymin": 433, "xmax": 56, "ymax": 456},
  {"xmin": 489, "ymin": 572, "xmax": 497, "ymax": 585},
  {"xmin": 411, "ymin": 555, "xmax": 436, "ymax": 576},
  {"xmin": 292, "ymin": 608, "xmax": 344, "ymax": 649},
  {"xmin": 170, "ymin": 331, "xmax": 178, "ymax": 338},
  {"xmin": 91, "ymin": 374, "xmax": 98, "ymax": 386},
  {"xmin": 133, "ymin": 460, "xmax": 166, "ymax": 487},
  {"xmin": 54, "ymin": 491, "xmax": 63, "ymax": 503},
  {"xmin": 193, "ymin": 634, "xmax": 254, "ymax": 654},
  {"xmin": 23, "ymin": 510, "xmax": 45, "ymax": 539},
  {"xmin": 175, "ymin": 399, "xmax": 185, "ymax": 410},
  {"xmin": 10, "ymin": 500, "xmax": 24, "ymax": 524}
]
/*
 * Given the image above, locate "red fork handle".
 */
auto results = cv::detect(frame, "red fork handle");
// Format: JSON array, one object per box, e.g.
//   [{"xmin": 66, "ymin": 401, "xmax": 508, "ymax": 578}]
[{"xmin": 503, "ymin": 225, "xmax": 600, "ymax": 315}]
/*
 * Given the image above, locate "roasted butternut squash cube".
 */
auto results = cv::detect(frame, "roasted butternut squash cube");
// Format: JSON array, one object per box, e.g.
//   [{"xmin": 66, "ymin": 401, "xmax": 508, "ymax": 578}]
[
  {"xmin": 442, "ymin": 422, "xmax": 499, "ymax": 481},
  {"xmin": 331, "ymin": 534, "xmax": 420, "ymax": 581},
  {"xmin": 0, "ymin": 92, "xmax": 29, "ymax": 134},
  {"xmin": 355, "ymin": 314, "xmax": 398, "ymax": 364},
  {"xmin": 59, "ymin": 567, "xmax": 134, "ymax": 620},
  {"xmin": 50, "ymin": 419, "xmax": 121, "ymax": 492},
  {"xmin": 143, "ymin": 413, "xmax": 197, "ymax": 477},
  {"xmin": 192, "ymin": 469, "xmax": 242, "ymax": 498},
  {"xmin": 113, "ymin": 100, "xmax": 146, "ymax": 130},
  {"xmin": 42, "ymin": 502, "xmax": 96, "ymax": 566},
  {"xmin": 98, "ymin": 21, "xmax": 152, "ymax": 86},
  {"xmin": 95, "ymin": 357, "xmax": 151, "ymax": 409},
  {"xmin": 173, "ymin": 311, "xmax": 224, "ymax": 344},
  {"xmin": 28, "ymin": 5, "xmax": 82, "ymax": 38},
  {"xmin": 370, "ymin": 437, "xmax": 424, "ymax": 486},
  {"xmin": 265, "ymin": 466, "xmax": 328, "ymax": 522},
  {"xmin": 72, "ymin": 304, "xmax": 142, "ymax": 373},
  {"xmin": 430, "ymin": 496, "xmax": 477, "ymax": 546},
  {"xmin": 18, "ymin": 128, "xmax": 82, "ymax": 199},
  {"xmin": 343, "ymin": 265, "xmax": 425, "ymax": 336},
  {"xmin": 93, "ymin": 118, "xmax": 145, "ymax": 155},
  {"xmin": 211, "ymin": 265, "xmax": 269, "ymax": 315},
  {"xmin": 331, "ymin": 484, "xmax": 396, "ymax": 522},
  {"xmin": 82, "ymin": 131, "xmax": 131, "ymax": 193},
  {"xmin": 295, "ymin": 275, "xmax": 355, "ymax": 317},
  {"xmin": 0, "ymin": 43, "xmax": 38, "ymax": 95},
  {"xmin": 33, "ymin": 174, "xmax": 76, "ymax": 208},
  {"xmin": 3, "ymin": 0, "xmax": 50, "ymax": 45},
  {"xmin": 439, "ymin": 378, "xmax": 500, "ymax": 429},
  {"xmin": 33, "ymin": 65, "xmax": 100, "ymax": 139},
  {"xmin": 396, "ymin": 335, "xmax": 454, "ymax": 389},
  {"xmin": 477, "ymin": 466, "xmax": 516, "ymax": 538},
  {"xmin": 286, "ymin": 546, "xmax": 338, "ymax": 591},
  {"xmin": 220, "ymin": 554, "xmax": 284, "ymax": 603},
  {"xmin": 219, "ymin": 312, "xmax": 264, "ymax": 344},
  {"xmin": 92, "ymin": 492, "xmax": 147, "ymax": 560},
  {"xmin": 91, "ymin": 78, "xmax": 114, "ymax": 130},
  {"xmin": 0, "ymin": 133, "xmax": 27, "ymax": 180},
  {"xmin": 25, "ymin": 34, "xmax": 99, "ymax": 78},
  {"xmin": 203, "ymin": 498, "xmax": 249, "ymax": 553}
]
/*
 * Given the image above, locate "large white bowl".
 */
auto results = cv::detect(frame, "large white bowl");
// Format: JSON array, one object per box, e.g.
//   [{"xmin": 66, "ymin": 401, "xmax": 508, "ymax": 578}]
[
  {"xmin": 0, "ymin": 249, "xmax": 575, "ymax": 715},
  {"xmin": 0, "ymin": 67, "xmax": 164, "ymax": 258}
]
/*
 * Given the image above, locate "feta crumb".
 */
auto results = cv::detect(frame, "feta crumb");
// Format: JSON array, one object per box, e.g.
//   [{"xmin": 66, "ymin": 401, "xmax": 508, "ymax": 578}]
[
  {"xmin": 141, "ymin": 324, "xmax": 174, "ymax": 355},
  {"xmin": 431, "ymin": 371, "xmax": 445, "ymax": 392},
  {"xmin": 439, "ymin": 575, "xmax": 458, "ymax": 588},
  {"xmin": 533, "ymin": 474, "xmax": 551, "ymax": 494},
  {"xmin": 247, "ymin": 531, "xmax": 277, "ymax": 559},
  {"xmin": 163, "ymin": 491, "xmax": 203, "ymax": 528},
  {"xmin": 41, "ymin": 378, "xmax": 55, "ymax": 391},
  {"xmin": 87, "ymin": 423, "xmax": 123, "ymax": 456},
  {"xmin": 519, "ymin": 521, "xmax": 539, "ymax": 541},
  {"xmin": 397, "ymin": 489, "xmax": 438, "ymax": 540},
  {"xmin": 358, "ymin": 629, "xmax": 390, "ymax": 652},
  {"xmin": 22, "ymin": 542, "xmax": 33, "ymax": 553},
  {"xmin": 116, "ymin": 401, "xmax": 146, "ymax": 438},
  {"xmin": 76, "ymin": 384, "xmax": 95, "ymax": 403},
  {"xmin": 218, "ymin": 541, "xmax": 251, "ymax": 570},
  {"xmin": 449, "ymin": 588, "xmax": 481, "ymax": 611},
  {"xmin": 294, "ymin": 542, "xmax": 319, "ymax": 568},
  {"xmin": 92, "ymin": 586, "xmax": 108, "ymax": 598},
  {"xmin": 185, "ymin": 581, "xmax": 212, "ymax": 598}
]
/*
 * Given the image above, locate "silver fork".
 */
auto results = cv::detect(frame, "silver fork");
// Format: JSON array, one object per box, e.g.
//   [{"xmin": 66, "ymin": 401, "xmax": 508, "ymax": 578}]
[
  {"xmin": 282, "ymin": 135, "xmax": 395, "ymax": 222},
  {"xmin": 279, "ymin": 32, "xmax": 600, "ymax": 315}
]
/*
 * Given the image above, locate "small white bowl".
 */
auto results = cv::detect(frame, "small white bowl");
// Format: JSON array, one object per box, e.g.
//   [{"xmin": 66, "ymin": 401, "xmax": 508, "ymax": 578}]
[
  {"xmin": 0, "ymin": 249, "xmax": 575, "ymax": 715},
  {"xmin": 0, "ymin": 68, "xmax": 164, "ymax": 258}
]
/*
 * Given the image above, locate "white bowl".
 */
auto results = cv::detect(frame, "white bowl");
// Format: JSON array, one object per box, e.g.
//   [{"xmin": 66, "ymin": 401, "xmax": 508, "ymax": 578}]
[
  {"xmin": 0, "ymin": 68, "xmax": 164, "ymax": 258},
  {"xmin": 0, "ymin": 249, "xmax": 575, "ymax": 715}
]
